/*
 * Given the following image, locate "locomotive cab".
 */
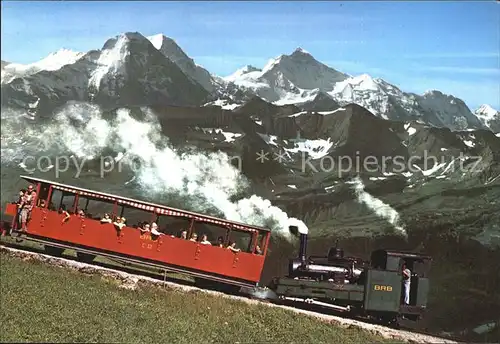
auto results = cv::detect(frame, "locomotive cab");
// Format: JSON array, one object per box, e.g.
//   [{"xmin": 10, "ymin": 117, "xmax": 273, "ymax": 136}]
[{"xmin": 368, "ymin": 249, "xmax": 432, "ymax": 319}]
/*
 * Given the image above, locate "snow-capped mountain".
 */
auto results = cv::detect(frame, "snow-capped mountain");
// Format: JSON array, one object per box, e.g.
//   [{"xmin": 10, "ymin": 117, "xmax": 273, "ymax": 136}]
[
  {"xmin": 0, "ymin": 30, "xmax": 494, "ymax": 133},
  {"xmin": 224, "ymin": 65, "xmax": 262, "ymax": 82},
  {"xmin": 1, "ymin": 32, "xmax": 209, "ymax": 114},
  {"xmin": 475, "ymin": 104, "xmax": 500, "ymax": 133},
  {"xmin": 1, "ymin": 49, "xmax": 85, "ymax": 84},
  {"xmin": 223, "ymin": 47, "xmax": 349, "ymax": 104}
]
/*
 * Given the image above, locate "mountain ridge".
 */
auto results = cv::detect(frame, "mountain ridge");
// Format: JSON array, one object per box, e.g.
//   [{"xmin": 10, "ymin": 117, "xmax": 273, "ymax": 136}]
[{"xmin": 1, "ymin": 31, "xmax": 497, "ymax": 133}]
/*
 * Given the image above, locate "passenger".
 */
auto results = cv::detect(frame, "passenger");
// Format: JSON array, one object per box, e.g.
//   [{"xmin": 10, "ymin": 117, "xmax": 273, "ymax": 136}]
[
  {"xmin": 77, "ymin": 209, "xmax": 85, "ymax": 218},
  {"xmin": 216, "ymin": 236, "xmax": 224, "ymax": 247},
  {"xmin": 60, "ymin": 205, "xmax": 70, "ymax": 224},
  {"xmin": 254, "ymin": 245, "xmax": 263, "ymax": 255},
  {"xmin": 140, "ymin": 222, "xmax": 151, "ymax": 233},
  {"xmin": 27, "ymin": 185, "xmax": 37, "ymax": 203},
  {"xmin": 18, "ymin": 190, "xmax": 31, "ymax": 232},
  {"xmin": 100, "ymin": 213, "xmax": 112, "ymax": 223},
  {"xmin": 180, "ymin": 230, "xmax": 188, "ymax": 239},
  {"xmin": 200, "ymin": 234, "xmax": 211, "ymax": 245},
  {"xmin": 227, "ymin": 241, "xmax": 241, "ymax": 253},
  {"xmin": 39, "ymin": 199, "xmax": 46, "ymax": 208},
  {"xmin": 15, "ymin": 189, "xmax": 26, "ymax": 230},
  {"xmin": 402, "ymin": 263, "xmax": 411, "ymax": 305},
  {"xmin": 189, "ymin": 233, "xmax": 198, "ymax": 242},
  {"xmin": 113, "ymin": 217, "xmax": 125, "ymax": 230},
  {"xmin": 150, "ymin": 222, "xmax": 162, "ymax": 236}
]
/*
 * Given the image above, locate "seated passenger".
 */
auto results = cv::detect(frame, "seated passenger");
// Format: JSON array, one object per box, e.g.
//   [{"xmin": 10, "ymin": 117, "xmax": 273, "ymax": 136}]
[
  {"xmin": 140, "ymin": 222, "xmax": 150, "ymax": 233},
  {"xmin": 100, "ymin": 213, "xmax": 112, "ymax": 223},
  {"xmin": 60, "ymin": 205, "xmax": 70, "ymax": 224},
  {"xmin": 180, "ymin": 230, "xmax": 188, "ymax": 239},
  {"xmin": 77, "ymin": 209, "xmax": 85, "ymax": 218},
  {"xmin": 113, "ymin": 217, "xmax": 126, "ymax": 230},
  {"xmin": 227, "ymin": 241, "xmax": 241, "ymax": 253},
  {"xmin": 200, "ymin": 234, "xmax": 211, "ymax": 245},
  {"xmin": 39, "ymin": 199, "xmax": 46, "ymax": 208},
  {"xmin": 189, "ymin": 233, "xmax": 198, "ymax": 242},
  {"xmin": 216, "ymin": 236, "xmax": 224, "ymax": 247},
  {"xmin": 150, "ymin": 222, "xmax": 162, "ymax": 236},
  {"xmin": 254, "ymin": 245, "xmax": 263, "ymax": 255}
]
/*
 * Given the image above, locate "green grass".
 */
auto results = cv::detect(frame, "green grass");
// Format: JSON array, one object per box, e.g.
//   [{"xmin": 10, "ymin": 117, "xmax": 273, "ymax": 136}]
[{"xmin": 0, "ymin": 253, "xmax": 391, "ymax": 344}]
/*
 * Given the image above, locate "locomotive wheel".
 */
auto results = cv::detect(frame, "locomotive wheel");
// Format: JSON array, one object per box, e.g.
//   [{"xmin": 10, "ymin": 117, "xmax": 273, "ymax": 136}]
[
  {"xmin": 44, "ymin": 245, "xmax": 64, "ymax": 257},
  {"xmin": 76, "ymin": 251, "xmax": 96, "ymax": 264}
]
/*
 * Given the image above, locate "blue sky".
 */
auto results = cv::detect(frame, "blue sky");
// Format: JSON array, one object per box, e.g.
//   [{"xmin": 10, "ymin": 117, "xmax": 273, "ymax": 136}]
[{"xmin": 1, "ymin": 1, "xmax": 499, "ymax": 110}]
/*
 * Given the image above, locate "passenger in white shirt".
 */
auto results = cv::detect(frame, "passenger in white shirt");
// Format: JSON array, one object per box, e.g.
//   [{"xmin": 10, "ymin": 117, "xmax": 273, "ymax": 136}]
[
  {"xmin": 200, "ymin": 234, "xmax": 211, "ymax": 245},
  {"xmin": 150, "ymin": 222, "xmax": 162, "ymax": 236}
]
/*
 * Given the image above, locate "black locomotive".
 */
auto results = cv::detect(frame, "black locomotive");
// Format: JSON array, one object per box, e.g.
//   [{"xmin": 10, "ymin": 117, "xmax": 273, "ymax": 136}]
[{"xmin": 268, "ymin": 226, "xmax": 432, "ymax": 326}]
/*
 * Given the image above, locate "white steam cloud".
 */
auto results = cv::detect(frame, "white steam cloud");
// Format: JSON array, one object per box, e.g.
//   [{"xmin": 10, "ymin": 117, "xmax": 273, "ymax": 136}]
[
  {"xmin": 1, "ymin": 103, "xmax": 305, "ymax": 241},
  {"xmin": 347, "ymin": 176, "xmax": 407, "ymax": 237}
]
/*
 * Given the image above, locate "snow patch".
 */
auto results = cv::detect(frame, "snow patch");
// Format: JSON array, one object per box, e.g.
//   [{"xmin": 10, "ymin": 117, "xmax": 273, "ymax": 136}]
[
  {"xmin": 257, "ymin": 133, "xmax": 279, "ymax": 146},
  {"xmin": 463, "ymin": 140, "xmax": 475, "ymax": 148},
  {"xmin": 285, "ymin": 138, "xmax": 334, "ymax": 159},
  {"xmin": 422, "ymin": 162, "xmax": 447, "ymax": 176},
  {"xmin": 317, "ymin": 108, "xmax": 346, "ymax": 115},
  {"xmin": 370, "ymin": 177, "xmax": 387, "ymax": 181},
  {"xmin": 88, "ymin": 35, "xmax": 130, "ymax": 91}
]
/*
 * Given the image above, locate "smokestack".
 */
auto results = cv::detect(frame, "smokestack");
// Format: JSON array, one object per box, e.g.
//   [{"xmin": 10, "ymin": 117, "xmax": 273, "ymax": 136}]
[{"xmin": 290, "ymin": 225, "xmax": 307, "ymax": 263}]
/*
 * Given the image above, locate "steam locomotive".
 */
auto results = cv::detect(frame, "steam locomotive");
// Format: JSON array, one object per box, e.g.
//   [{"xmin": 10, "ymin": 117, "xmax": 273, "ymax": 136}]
[{"xmin": 266, "ymin": 225, "xmax": 432, "ymax": 326}]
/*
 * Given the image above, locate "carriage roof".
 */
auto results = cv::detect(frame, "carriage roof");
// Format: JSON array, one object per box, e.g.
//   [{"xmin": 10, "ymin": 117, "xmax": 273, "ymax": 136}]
[{"xmin": 21, "ymin": 175, "xmax": 271, "ymax": 233}]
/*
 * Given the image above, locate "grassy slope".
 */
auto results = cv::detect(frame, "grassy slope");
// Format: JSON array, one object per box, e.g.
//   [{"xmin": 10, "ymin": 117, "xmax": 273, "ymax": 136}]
[{"xmin": 0, "ymin": 253, "xmax": 390, "ymax": 344}]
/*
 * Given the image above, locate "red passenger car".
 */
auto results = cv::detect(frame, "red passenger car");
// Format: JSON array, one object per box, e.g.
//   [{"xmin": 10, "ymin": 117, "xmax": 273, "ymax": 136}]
[{"xmin": 3, "ymin": 176, "xmax": 271, "ymax": 289}]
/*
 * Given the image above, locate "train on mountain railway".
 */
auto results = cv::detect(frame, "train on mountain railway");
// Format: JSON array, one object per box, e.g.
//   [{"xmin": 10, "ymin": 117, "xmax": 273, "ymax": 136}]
[{"xmin": 1, "ymin": 175, "xmax": 432, "ymax": 327}]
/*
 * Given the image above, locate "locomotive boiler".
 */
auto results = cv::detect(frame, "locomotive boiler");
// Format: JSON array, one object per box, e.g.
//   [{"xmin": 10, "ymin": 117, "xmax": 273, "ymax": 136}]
[{"xmin": 288, "ymin": 229, "xmax": 367, "ymax": 284}]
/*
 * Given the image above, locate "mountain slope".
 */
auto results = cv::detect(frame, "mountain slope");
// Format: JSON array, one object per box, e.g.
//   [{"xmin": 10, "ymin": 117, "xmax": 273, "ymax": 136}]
[{"xmin": 147, "ymin": 34, "xmax": 216, "ymax": 93}]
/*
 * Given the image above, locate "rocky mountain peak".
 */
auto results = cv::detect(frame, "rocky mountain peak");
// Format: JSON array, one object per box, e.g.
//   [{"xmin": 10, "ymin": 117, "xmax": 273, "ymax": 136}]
[{"xmin": 146, "ymin": 33, "xmax": 215, "ymax": 93}]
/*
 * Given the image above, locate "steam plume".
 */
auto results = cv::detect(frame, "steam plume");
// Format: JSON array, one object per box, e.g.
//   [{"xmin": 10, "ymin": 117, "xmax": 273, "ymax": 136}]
[
  {"xmin": 1, "ymin": 103, "xmax": 304, "ymax": 241},
  {"xmin": 347, "ymin": 176, "xmax": 407, "ymax": 237}
]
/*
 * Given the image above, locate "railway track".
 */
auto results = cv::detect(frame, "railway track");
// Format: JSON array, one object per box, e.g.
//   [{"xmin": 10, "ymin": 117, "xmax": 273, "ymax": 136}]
[{"xmin": 0, "ymin": 237, "xmax": 461, "ymax": 344}]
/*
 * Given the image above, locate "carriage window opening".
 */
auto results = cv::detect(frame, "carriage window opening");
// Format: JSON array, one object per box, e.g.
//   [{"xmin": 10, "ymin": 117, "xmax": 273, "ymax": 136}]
[
  {"xmin": 255, "ymin": 232, "xmax": 267, "ymax": 254},
  {"xmin": 117, "ymin": 205, "xmax": 153, "ymax": 228},
  {"xmin": 61, "ymin": 192, "xmax": 77, "ymax": 213},
  {"xmin": 37, "ymin": 183, "xmax": 51, "ymax": 206},
  {"xmin": 48, "ymin": 190, "xmax": 63, "ymax": 211},
  {"xmin": 228, "ymin": 229, "xmax": 253, "ymax": 253},
  {"xmin": 76, "ymin": 196, "xmax": 115, "ymax": 220},
  {"xmin": 156, "ymin": 215, "xmax": 193, "ymax": 237},
  {"xmin": 191, "ymin": 221, "xmax": 229, "ymax": 245}
]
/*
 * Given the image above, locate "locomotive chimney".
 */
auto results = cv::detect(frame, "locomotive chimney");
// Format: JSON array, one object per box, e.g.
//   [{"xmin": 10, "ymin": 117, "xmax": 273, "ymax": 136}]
[{"xmin": 289, "ymin": 225, "xmax": 307, "ymax": 263}]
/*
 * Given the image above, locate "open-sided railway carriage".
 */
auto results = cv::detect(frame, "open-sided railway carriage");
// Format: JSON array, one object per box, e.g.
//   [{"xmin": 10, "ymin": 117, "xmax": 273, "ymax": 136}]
[
  {"xmin": 3, "ymin": 176, "xmax": 271, "ymax": 291},
  {"xmin": 2, "ymin": 176, "xmax": 432, "ymax": 327}
]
